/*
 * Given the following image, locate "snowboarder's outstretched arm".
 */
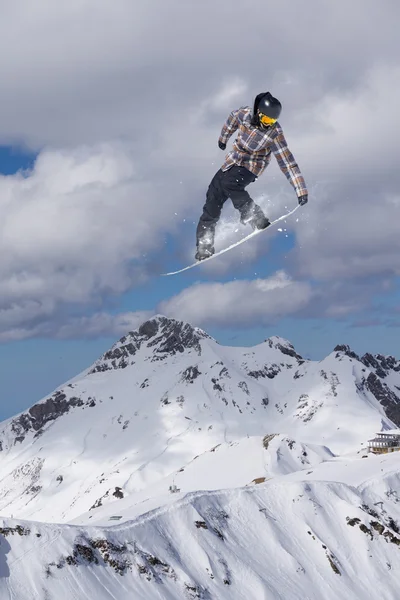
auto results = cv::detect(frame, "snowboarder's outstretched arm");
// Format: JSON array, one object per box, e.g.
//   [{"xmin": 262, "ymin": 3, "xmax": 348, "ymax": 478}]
[
  {"xmin": 218, "ymin": 108, "xmax": 241, "ymax": 149},
  {"xmin": 271, "ymin": 131, "xmax": 308, "ymax": 201}
]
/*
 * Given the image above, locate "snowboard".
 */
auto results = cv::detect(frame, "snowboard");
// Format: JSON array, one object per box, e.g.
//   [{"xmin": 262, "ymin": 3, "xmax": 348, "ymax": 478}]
[{"xmin": 162, "ymin": 204, "xmax": 300, "ymax": 276}]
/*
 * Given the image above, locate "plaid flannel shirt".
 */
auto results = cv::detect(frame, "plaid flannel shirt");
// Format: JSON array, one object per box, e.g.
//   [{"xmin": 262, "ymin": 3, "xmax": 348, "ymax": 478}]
[{"xmin": 219, "ymin": 107, "xmax": 307, "ymax": 198}]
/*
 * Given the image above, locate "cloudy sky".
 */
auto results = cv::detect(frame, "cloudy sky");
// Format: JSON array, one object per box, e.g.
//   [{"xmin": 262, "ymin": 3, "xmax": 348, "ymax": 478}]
[{"xmin": 0, "ymin": 0, "xmax": 399, "ymax": 418}]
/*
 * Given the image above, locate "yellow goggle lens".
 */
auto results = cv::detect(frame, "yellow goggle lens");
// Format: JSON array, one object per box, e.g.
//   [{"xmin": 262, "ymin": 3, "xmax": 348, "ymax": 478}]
[{"xmin": 259, "ymin": 112, "xmax": 277, "ymax": 126}]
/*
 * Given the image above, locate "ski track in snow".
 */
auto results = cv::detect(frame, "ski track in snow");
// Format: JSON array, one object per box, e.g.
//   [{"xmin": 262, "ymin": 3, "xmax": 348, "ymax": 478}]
[{"xmin": 125, "ymin": 421, "xmax": 195, "ymax": 488}]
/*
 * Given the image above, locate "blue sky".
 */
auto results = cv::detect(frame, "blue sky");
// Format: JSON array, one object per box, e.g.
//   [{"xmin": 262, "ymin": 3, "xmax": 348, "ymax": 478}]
[{"xmin": 0, "ymin": 0, "xmax": 399, "ymax": 421}]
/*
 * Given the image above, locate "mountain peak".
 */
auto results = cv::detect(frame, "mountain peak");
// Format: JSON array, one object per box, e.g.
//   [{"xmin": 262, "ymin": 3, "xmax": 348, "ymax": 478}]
[
  {"xmin": 264, "ymin": 335, "xmax": 303, "ymax": 361},
  {"xmin": 90, "ymin": 315, "xmax": 213, "ymax": 373},
  {"xmin": 333, "ymin": 344, "xmax": 360, "ymax": 361},
  {"xmin": 361, "ymin": 352, "xmax": 400, "ymax": 379}
]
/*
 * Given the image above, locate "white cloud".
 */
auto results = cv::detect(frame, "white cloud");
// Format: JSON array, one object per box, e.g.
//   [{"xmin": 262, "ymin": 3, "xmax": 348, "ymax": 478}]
[
  {"xmin": 158, "ymin": 271, "xmax": 313, "ymax": 328},
  {"xmin": 0, "ymin": 143, "xmax": 192, "ymax": 328},
  {"xmin": 0, "ymin": 310, "xmax": 153, "ymax": 342},
  {"xmin": 297, "ymin": 64, "xmax": 400, "ymax": 181},
  {"xmin": 292, "ymin": 189, "xmax": 400, "ymax": 280},
  {"xmin": 0, "ymin": 0, "xmax": 398, "ymax": 340},
  {"xmin": 199, "ymin": 78, "xmax": 249, "ymax": 114},
  {"xmin": 55, "ymin": 310, "xmax": 154, "ymax": 340},
  {"xmin": 0, "ymin": 0, "xmax": 397, "ymax": 149}
]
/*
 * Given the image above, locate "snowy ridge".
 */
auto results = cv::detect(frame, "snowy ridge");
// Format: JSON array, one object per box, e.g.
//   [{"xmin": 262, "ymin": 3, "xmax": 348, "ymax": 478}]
[
  {"xmin": 1, "ymin": 453, "xmax": 400, "ymax": 599},
  {"xmin": 0, "ymin": 315, "xmax": 399, "ymax": 598}
]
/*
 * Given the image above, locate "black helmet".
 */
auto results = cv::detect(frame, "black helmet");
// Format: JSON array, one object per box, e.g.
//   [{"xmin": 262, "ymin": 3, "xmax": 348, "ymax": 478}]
[{"xmin": 252, "ymin": 92, "xmax": 282, "ymax": 126}]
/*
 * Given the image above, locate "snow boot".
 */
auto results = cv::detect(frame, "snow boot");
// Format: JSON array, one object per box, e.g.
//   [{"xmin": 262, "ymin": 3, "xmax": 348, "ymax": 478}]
[
  {"xmin": 250, "ymin": 214, "xmax": 271, "ymax": 230},
  {"xmin": 195, "ymin": 242, "xmax": 215, "ymax": 261},
  {"xmin": 240, "ymin": 211, "xmax": 270, "ymax": 231}
]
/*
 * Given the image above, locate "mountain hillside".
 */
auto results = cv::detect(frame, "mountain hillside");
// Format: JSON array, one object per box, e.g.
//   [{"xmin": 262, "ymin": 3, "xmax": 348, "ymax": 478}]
[
  {"xmin": 0, "ymin": 315, "xmax": 399, "ymax": 599},
  {"xmin": 0, "ymin": 315, "xmax": 399, "ymax": 524},
  {"xmin": 1, "ymin": 452, "xmax": 400, "ymax": 600}
]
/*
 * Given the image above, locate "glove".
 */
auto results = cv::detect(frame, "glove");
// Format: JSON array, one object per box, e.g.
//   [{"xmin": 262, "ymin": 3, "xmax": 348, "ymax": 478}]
[
  {"xmin": 298, "ymin": 194, "xmax": 308, "ymax": 206},
  {"xmin": 218, "ymin": 140, "xmax": 226, "ymax": 151}
]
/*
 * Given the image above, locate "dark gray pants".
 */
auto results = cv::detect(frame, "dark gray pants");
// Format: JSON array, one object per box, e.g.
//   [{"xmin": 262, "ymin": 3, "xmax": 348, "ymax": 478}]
[{"xmin": 196, "ymin": 165, "xmax": 264, "ymax": 247}]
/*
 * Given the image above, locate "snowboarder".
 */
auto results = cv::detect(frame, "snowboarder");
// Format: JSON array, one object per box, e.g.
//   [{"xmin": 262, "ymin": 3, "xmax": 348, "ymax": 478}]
[{"xmin": 195, "ymin": 92, "xmax": 308, "ymax": 260}]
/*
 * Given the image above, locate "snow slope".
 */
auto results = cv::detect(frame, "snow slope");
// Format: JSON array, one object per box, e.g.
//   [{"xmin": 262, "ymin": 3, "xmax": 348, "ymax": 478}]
[{"xmin": 1, "ymin": 452, "xmax": 400, "ymax": 600}]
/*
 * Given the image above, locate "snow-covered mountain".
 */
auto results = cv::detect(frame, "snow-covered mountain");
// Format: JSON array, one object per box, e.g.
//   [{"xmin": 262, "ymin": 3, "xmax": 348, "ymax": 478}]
[
  {"xmin": 0, "ymin": 314, "xmax": 399, "ymax": 599},
  {"xmin": 2, "ymin": 453, "xmax": 400, "ymax": 600}
]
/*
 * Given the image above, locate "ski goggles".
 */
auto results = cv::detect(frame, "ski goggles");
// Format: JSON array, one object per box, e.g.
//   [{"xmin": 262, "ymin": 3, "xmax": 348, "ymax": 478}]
[{"xmin": 259, "ymin": 112, "xmax": 277, "ymax": 126}]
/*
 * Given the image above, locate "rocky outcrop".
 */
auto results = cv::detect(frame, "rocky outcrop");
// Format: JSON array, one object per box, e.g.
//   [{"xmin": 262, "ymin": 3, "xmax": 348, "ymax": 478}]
[
  {"xmin": 89, "ymin": 316, "xmax": 211, "ymax": 373},
  {"xmin": 6, "ymin": 392, "xmax": 84, "ymax": 446},
  {"xmin": 247, "ymin": 364, "xmax": 282, "ymax": 380},
  {"xmin": 364, "ymin": 373, "xmax": 400, "ymax": 427},
  {"xmin": 361, "ymin": 353, "xmax": 400, "ymax": 379},
  {"xmin": 334, "ymin": 345, "xmax": 360, "ymax": 361},
  {"xmin": 266, "ymin": 336, "xmax": 303, "ymax": 361}
]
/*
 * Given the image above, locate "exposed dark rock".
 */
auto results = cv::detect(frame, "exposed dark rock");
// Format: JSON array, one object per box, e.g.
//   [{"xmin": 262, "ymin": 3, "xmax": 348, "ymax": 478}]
[
  {"xmin": 248, "ymin": 364, "xmax": 281, "ymax": 379},
  {"xmin": 147, "ymin": 317, "xmax": 209, "ymax": 358},
  {"xmin": 334, "ymin": 345, "xmax": 360, "ymax": 361},
  {"xmin": 90, "ymin": 316, "xmax": 211, "ymax": 373},
  {"xmin": 181, "ymin": 366, "xmax": 202, "ymax": 383},
  {"xmin": 27, "ymin": 485, "xmax": 42, "ymax": 495},
  {"xmin": 276, "ymin": 343, "xmax": 302, "ymax": 360},
  {"xmin": 219, "ymin": 366, "xmax": 230, "ymax": 378},
  {"xmin": 91, "ymin": 538, "xmax": 127, "ymax": 554},
  {"xmin": 0, "ymin": 525, "xmax": 30, "ymax": 537},
  {"xmin": 326, "ymin": 552, "xmax": 341, "ymax": 575},
  {"xmin": 8, "ymin": 391, "xmax": 84, "ymax": 445},
  {"xmin": 365, "ymin": 373, "xmax": 400, "ymax": 427},
  {"xmin": 361, "ymin": 504, "xmax": 380, "ymax": 520},
  {"xmin": 359, "ymin": 524, "xmax": 373, "ymax": 539},
  {"xmin": 50, "ymin": 537, "xmax": 131, "ymax": 576},
  {"xmin": 113, "ymin": 487, "xmax": 124, "ymax": 499},
  {"xmin": 263, "ymin": 434, "xmax": 277, "ymax": 450},
  {"xmin": 75, "ymin": 544, "xmax": 98, "ymax": 564},
  {"xmin": 387, "ymin": 517, "xmax": 400, "ymax": 534},
  {"xmin": 362, "ymin": 353, "xmax": 400, "ymax": 379},
  {"xmin": 238, "ymin": 381, "xmax": 249, "ymax": 395},
  {"xmin": 134, "ymin": 544, "xmax": 177, "ymax": 582},
  {"xmin": 184, "ymin": 582, "xmax": 206, "ymax": 599},
  {"xmin": 384, "ymin": 531, "xmax": 400, "ymax": 546},
  {"xmin": 11, "ymin": 413, "xmax": 31, "ymax": 436},
  {"xmin": 138, "ymin": 319, "xmax": 159, "ymax": 339},
  {"xmin": 371, "ymin": 521, "xmax": 385, "ymax": 535},
  {"xmin": 90, "ymin": 490, "xmax": 109, "ymax": 511},
  {"xmin": 161, "ymin": 393, "xmax": 170, "ymax": 406},
  {"xmin": 266, "ymin": 337, "xmax": 303, "ymax": 361},
  {"xmin": 211, "ymin": 378, "xmax": 223, "ymax": 392}
]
